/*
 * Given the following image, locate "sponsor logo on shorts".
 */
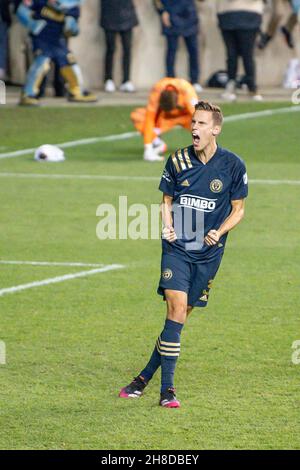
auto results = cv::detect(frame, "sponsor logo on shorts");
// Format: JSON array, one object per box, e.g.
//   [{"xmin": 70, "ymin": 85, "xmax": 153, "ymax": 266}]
[
  {"xmin": 162, "ymin": 268, "xmax": 173, "ymax": 280},
  {"xmin": 179, "ymin": 194, "xmax": 217, "ymax": 213},
  {"xmin": 199, "ymin": 294, "xmax": 208, "ymax": 302},
  {"xmin": 210, "ymin": 179, "xmax": 223, "ymax": 193},
  {"xmin": 243, "ymin": 173, "xmax": 248, "ymax": 185}
]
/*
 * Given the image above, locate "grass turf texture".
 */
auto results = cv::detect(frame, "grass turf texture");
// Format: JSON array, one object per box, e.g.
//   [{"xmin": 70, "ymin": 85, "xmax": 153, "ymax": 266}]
[{"xmin": 0, "ymin": 102, "xmax": 299, "ymax": 450}]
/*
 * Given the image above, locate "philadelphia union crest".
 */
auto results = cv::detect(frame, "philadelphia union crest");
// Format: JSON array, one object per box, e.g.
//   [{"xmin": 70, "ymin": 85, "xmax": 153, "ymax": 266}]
[
  {"xmin": 162, "ymin": 269, "xmax": 173, "ymax": 280},
  {"xmin": 210, "ymin": 179, "xmax": 223, "ymax": 193}
]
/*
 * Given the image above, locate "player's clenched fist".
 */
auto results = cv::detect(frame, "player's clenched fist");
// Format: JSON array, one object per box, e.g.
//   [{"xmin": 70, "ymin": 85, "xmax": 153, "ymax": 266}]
[
  {"xmin": 162, "ymin": 225, "xmax": 177, "ymax": 242},
  {"xmin": 204, "ymin": 229, "xmax": 221, "ymax": 246}
]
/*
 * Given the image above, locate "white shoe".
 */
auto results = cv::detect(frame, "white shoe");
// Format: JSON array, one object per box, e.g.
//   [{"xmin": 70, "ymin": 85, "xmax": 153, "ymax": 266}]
[
  {"xmin": 221, "ymin": 80, "xmax": 237, "ymax": 102},
  {"xmin": 251, "ymin": 94, "xmax": 263, "ymax": 102},
  {"xmin": 221, "ymin": 91, "xmax": 237, "ymax": 102},
  {"xmin": 192, "ymin": 83, "xmax": 203, "ymax": 94},
  {"xmin": 119, "ymin": 81, "xmax": 136, "ymax": 93},
  {"xmin": 153, "ymin": 138, "xmax": 168, "ymax": 155},
  {"xmin": 104, "ymin": 79, "xmax": 116, "ymax": 93}
]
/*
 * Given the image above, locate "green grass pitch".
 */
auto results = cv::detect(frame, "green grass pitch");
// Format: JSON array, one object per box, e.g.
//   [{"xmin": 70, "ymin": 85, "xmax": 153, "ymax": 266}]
[{"xmin": 0, "ymin": 102, "xmax": 299, "ymax": 450}]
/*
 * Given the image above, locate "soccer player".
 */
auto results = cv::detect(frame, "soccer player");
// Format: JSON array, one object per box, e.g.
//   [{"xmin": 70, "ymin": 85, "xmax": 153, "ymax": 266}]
[
  {"xmin": 120, "ymin": 101, "xmax": 248, "ymax": 408},
  {"xmin": 131, "ymin": 77, "xmax": 198, "ymax": 162}
]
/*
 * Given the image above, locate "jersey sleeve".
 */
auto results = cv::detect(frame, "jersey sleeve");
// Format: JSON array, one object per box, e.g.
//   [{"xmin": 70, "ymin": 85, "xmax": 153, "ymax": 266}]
[
  {"xmin": 230, "ymin": 159, "xmax": 248, "ymax": 200},
  {"xmin": 158, "ymin": 156, "xmax": 177, "ymax": 197}
]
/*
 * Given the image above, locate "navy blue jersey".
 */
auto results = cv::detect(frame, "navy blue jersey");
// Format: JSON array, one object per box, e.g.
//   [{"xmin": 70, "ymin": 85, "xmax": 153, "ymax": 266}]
[
  {"xmin": 159, "ymin": 145, "xmax": 248, "ymax": 263},
  {"xmin": 29, "ymin": 0, "xmax": 79, "ymax": 45}
]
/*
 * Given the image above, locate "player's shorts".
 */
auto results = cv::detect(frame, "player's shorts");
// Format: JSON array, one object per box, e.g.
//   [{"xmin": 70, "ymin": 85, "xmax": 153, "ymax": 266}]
[
  {"xmin": 32, "ymin": 37, "xmax": 74, "ymax": 68},
  {"xmin": 157, "ymin": 251, "xmax": 224, "ymax": 308}
]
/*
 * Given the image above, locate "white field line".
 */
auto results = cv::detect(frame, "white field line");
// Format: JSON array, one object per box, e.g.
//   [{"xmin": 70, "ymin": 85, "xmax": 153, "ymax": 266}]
[
  {"xmin": 0, "ymin": 105, "xmax": 299, "ymax": 160},
  {"xmin": 0, "ymin": 264, "xmax": 124, "ymax": 297},
  {"xmin": 0, "ymin": 131, "xmax": 139, "ymax": 159},
  {"xmin": 0, "ymin": 172, "xmax": 299, "ymax": 185},
  {"xmin": 0, "ymin": 260, "xmax": 105, "ymax": 267}
]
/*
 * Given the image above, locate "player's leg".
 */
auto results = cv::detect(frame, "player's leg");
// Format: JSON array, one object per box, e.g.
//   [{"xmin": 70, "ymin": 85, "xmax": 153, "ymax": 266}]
[
  {"xmin": 20, "ymin": 52, "xmax": 51, "ymax": 105},
  {"xmin": 59, "ymin": 49, "xmax": 97, "ymax": 103},
  {"xmin": 119, "ymin": 254, "xmax": 190, "ymax": 402}
]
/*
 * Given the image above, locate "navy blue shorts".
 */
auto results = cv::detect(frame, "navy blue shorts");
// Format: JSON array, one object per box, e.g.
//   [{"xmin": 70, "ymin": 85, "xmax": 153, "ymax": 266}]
[
  {"xmin": 32, "ymin": 38, "xmax": 74, "ymax": 68},
  {"xmin": 157, "ymin": 252, "xmax": 223, "ymax": 308}
]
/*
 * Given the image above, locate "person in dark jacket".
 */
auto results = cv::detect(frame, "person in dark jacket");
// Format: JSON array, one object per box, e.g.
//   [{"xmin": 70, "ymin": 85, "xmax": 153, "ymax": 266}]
[
  {"xmin": 154, "ymin": 0, "xmax": 203, "ymax": 93},
  {"xmin": 100, "ymin": 0, "xmax": 138, "ymax": 93},
  {"xmin": 0, "ymin": 0, "xmax": 12, "ymax": 80},
  {"xmin": 217, "ymin": 0, "xmax": 264, "ymax": 101}
]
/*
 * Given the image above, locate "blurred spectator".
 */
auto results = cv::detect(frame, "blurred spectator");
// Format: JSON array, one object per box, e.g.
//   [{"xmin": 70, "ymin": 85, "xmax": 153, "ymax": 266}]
[
  {"xmin": 154, "ymin": 0, "xmax": 203, "ymax": 94},
  {"xmin": 131, "ymin": 77, "xmax": 198, "ymax": 162},
  {"xmin": 100, "ymin": 0, "xmax": 138, "ymax": 93},
  {"xmin": 217, "ymin": 0, "xmax": 264, "ymax": 101},
  {"xmin": 0, "ymin": 0, "xmax": 12, "ymax": 81},
  {"xmin": 292, "ymin": 0, "xmax": 300, "ymax": 16},
  {"xmin": 258, "ymin": 0, "xmax": 297, "ymax": 49}
]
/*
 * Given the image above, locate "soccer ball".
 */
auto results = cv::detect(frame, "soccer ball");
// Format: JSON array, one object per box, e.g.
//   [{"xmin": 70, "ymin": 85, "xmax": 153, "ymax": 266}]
[{"xmin": 34, "ymin": 145, "xmax": 65, "ymax": 162}]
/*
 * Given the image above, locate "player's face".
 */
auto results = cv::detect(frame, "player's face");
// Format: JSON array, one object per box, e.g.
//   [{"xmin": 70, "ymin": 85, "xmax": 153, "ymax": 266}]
[{"xmin": 191, "ymin": 110, "xmax": 219, "ymax": 152}]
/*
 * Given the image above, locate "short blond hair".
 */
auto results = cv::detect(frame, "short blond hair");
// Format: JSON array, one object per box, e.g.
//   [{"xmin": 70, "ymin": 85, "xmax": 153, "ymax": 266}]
[{"xmin": 194, "ymin": 101, "xmax": 223, "ymax": 126}]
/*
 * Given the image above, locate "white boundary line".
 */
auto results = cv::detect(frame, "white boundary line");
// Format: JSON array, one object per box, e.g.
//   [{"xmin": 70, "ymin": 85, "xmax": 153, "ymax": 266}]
[
  {"xmin": 0, "ymin": 172, "xmax": 299, "ymax": 185},
  {"xmin": 0, "ymin": 260, "xmax": 105, "ymax": 267},
  {"xmin": 0, "ymin": 131, "xmax": 139, "ymax": 159},
  {"xmin": 0, "ymin": 105, "xmax": 299, "ymax": 160},
  {"xmin": 0, "ymin": 264, "xmax": 125, "ymax": 297}
]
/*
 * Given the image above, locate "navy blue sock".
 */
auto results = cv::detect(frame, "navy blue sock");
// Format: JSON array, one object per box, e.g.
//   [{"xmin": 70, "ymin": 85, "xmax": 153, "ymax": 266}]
[
  {"xmin": 139, "ymin": 346, "xmax": 161, "ymax": 382},
  {"xmin": 158, "ymin": 319, "xmax": 183, "ymax": 393}
]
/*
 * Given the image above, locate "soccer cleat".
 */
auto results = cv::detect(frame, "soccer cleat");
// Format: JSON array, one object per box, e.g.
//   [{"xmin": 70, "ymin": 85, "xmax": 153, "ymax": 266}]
[
  {"xmin": 159, "ymin": 387, "xmax": 181, "ymax": 408},
  {"xmin": 119, "ymin": 376, "xmax": 148, "ymax": 398},
  {"xmin": 19, "ymin": 95, "xmax": 40, "ymax": 106},
  {"xmin": 153, "ymin": 139, "xmax": 168, "ymax": 155},
  {"xmin": 68, "ymin": 91, "xmax": 98, "ymax": 103}
]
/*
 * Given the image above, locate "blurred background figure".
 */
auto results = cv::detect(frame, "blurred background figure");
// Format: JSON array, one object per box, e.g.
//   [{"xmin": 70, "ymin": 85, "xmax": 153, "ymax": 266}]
[
  {"xmin": 258, "ymin": 0, "xmax": 297, "ymax": 50},
  {"xmin": 153, "ymin": 0, "xmax": 203, "ymax": 94},
  {"xmin": 17, "ymin": 0, "xmax": 97, "ymax": 105},
  {"xmin": 292, "ymin": 0, "xmax": 300, "ymax": 16},
  {"xmin": 131, "ymin": 77, "xmax": 198, "ymax": 162},
  {"xmin": 100, "ymin": 0, "xmax": 138, "ymax": 93},
  {"xmin": 217, "ymin": 0, "xmax": 264, "ymax": 102},
  {"xmin": 0, "ymin": 0, "xmax": 12, "ymax": 81}
]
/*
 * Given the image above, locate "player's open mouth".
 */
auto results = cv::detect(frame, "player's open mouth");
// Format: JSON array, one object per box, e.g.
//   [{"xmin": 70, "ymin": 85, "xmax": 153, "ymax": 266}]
[{"xmin": 192, "ymin": 133, "xmax": 200, "ymax": 145}]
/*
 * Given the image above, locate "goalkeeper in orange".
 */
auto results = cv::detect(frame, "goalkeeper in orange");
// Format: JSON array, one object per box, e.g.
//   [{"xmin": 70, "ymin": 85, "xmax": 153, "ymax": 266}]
[{"xmin": 131, "ymin": 78, "xmax": 199, "ymax": 162}]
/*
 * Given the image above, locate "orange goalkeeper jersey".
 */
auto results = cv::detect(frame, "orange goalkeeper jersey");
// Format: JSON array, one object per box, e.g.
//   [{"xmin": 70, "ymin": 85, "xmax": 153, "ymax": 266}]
[{"xmin": 143, "ymin": 77, "xmax": 199, "ymax": 144}]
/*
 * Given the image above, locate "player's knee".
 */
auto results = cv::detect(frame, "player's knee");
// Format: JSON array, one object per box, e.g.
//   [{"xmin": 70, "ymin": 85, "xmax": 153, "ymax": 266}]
[{"xmin": 167, "ymin": 302, "xmax": 187, "ymax": 322}]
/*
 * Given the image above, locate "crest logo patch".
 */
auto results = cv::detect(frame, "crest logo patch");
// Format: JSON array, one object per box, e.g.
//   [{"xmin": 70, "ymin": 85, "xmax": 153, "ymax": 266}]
[
  {"xmin": 162, "ymin": 269, "xmax": 173, "ymax": 281},
  {"xmin": 210, "ymin": 179, "xmax": 223, "ymax": 193}
]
